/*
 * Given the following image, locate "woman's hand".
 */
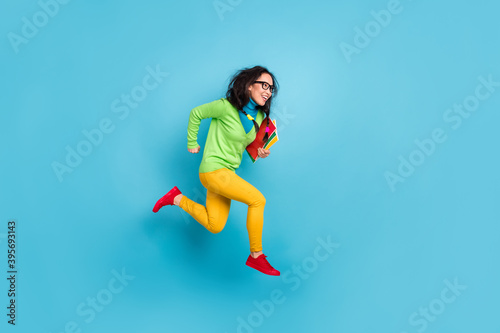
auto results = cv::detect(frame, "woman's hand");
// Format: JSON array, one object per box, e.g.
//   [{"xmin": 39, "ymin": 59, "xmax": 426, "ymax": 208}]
[
  {"xmin": 257, "ymin": 147, "xmax": 270, "ymax": 159},
  {"xmin": 188, "ymin": 146, "xmax": 200, "ymax": 153}
]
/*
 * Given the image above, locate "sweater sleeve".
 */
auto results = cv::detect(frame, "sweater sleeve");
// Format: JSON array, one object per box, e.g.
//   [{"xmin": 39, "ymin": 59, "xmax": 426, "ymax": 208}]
[{"xmin": 187, "ymin": 98, "xmax": 227, "ymax": 149}]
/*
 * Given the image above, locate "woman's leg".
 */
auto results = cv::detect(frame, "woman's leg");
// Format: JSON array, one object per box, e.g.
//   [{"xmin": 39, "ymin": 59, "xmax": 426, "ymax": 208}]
[
  {"xmin": 196, "ymin": 168, "xmax": 266, "ymax": 253},
  {"xmin": 176, "ymin": 168, "xmax": 278, "ymax": 275},
  {"xmin": 178, "ymin": 188, "xmax": 231, "ymax": 234}
]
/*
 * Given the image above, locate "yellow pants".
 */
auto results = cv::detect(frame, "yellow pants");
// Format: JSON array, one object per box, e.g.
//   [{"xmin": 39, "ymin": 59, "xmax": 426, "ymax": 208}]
[{"xmin": 179, "ymin": 168, "xmax": 265, "ymax": 252}]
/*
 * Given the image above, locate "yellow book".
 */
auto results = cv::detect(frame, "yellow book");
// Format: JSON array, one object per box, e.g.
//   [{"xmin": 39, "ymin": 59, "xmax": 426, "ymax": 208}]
[{"xmin": 263, "ymin": 120, "xmax": 279, "ymax": 149}]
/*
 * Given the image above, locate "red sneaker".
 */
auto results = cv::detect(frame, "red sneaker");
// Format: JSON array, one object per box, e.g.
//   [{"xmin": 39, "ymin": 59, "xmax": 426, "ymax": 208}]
[
  {"xmin": 152, "ymin": 186, "xmax": 182, "ymax": 213},
  {"xmin": 246, "ymin": 254, "xmax": 280, "ymax": 276}
]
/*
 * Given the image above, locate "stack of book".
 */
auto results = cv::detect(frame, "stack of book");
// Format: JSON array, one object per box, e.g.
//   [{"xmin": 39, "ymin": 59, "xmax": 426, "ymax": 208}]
[{"xmin": 245, "ymin": 118, "xmax": 279, "ymax": 163}]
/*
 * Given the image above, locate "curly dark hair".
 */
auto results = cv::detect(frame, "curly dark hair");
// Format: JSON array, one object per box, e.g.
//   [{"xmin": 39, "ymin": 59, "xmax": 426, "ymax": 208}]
[{"xmin": 226, "ymin": 66, "xmax": 279, "ymax": 143}]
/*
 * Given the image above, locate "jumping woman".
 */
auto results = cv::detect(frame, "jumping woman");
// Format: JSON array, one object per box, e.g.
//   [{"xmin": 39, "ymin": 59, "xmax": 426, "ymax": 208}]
[{"xmin": 152, "ymin": 65, "xmax": 280, "ymax": 276}]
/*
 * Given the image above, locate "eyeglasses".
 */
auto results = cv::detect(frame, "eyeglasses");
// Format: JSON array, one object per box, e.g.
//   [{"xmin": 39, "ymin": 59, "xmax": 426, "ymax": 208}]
[{"xmin": 253, "ymin": 81, "xmax": 275, "ymax": 93}]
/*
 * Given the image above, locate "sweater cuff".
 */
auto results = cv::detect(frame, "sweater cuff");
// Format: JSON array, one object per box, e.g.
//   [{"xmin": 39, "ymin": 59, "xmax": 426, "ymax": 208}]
[{"xmin": 187, "ymin": 142, "xmax": 199, "ymax": 149}]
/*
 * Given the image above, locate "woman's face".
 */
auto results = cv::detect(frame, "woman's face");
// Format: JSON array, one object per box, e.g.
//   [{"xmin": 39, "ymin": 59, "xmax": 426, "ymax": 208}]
[{"xmin": 248, "ymin": 73, "xmax": 274, "ymax": 106}]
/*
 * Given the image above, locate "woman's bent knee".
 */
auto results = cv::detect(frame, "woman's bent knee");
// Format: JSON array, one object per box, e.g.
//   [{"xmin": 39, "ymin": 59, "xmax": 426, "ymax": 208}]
[
  {"xmin": 207, "ymin": 217, "xmax": 226, "ymax": 234},
  {"xmin": 250, "ymin": 195, "xmax": 266, "ymax": 207},
  {"xmin": 208, "ymin": 225, "xmax": 224, "ymax": 234}
]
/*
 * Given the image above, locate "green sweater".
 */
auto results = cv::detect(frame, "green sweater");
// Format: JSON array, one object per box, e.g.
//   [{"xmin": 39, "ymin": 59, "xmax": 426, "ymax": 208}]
[{"xmin": 187, "ymin": 98, "xmax": 265, "ymax": 173}]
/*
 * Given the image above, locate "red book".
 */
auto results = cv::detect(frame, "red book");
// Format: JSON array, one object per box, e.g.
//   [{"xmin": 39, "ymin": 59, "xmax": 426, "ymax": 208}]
[{"xmin": 245, "ymin": 118, "xmax": 277, "ymax": 162}]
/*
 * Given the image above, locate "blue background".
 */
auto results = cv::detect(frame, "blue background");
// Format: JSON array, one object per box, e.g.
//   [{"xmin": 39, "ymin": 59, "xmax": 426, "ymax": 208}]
[{"xmin": 1, "ymin": 0, "xmax": 499, "ymax": 332}]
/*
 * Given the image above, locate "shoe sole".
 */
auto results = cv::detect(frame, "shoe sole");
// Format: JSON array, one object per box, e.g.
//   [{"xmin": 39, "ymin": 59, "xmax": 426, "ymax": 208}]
[{"xmin": 246, "ymin": 262, "xmax": 280, "ymax": 276}]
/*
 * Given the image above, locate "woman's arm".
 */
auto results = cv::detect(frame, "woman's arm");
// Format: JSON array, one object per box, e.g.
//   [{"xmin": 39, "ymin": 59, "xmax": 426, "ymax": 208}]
[{"xmin": 187, "ymin": 98, "xmax": 226, "ymax": 150}]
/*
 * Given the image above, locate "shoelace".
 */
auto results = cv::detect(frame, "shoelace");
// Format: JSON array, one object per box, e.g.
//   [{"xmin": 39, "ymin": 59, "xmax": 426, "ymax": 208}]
[{"xmin": 257, "ymin": 255, "xmax": 274, "ymax": 269}]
